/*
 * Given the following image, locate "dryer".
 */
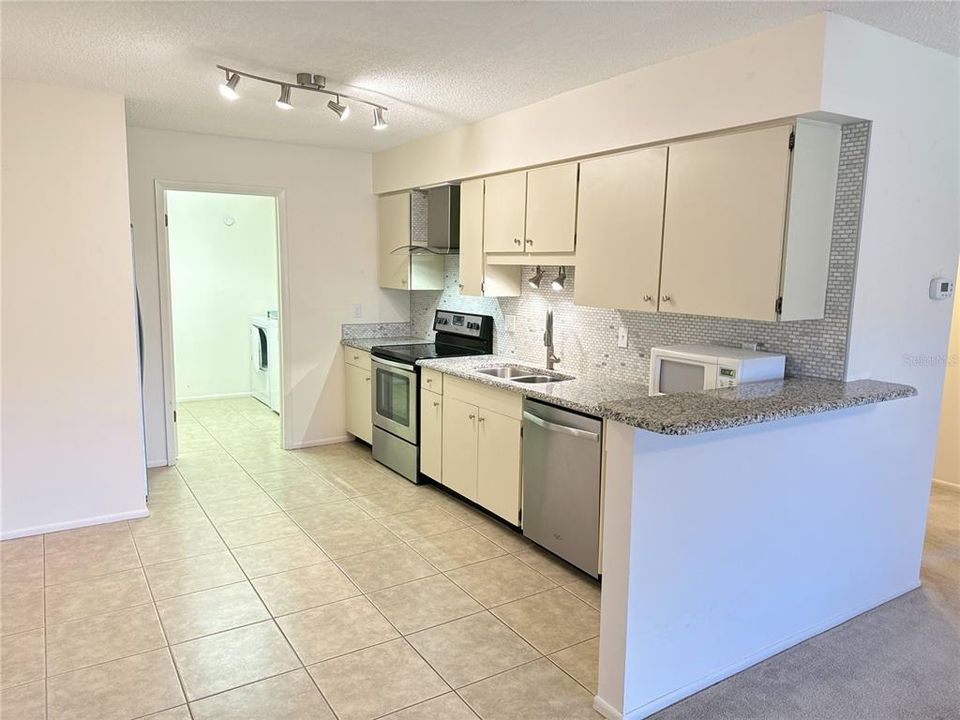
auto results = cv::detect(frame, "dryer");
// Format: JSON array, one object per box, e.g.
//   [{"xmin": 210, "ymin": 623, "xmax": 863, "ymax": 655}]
[{"xmin": 250, "ymin": 315, "xmax": 280, "ymax": 412}]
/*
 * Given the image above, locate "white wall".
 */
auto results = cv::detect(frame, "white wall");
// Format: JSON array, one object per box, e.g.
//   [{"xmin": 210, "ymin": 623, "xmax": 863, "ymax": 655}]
[
  {"xmin": 167, "ymin": 191, "xmax": 279, "ymax": 401},
  {"xmin": 1, "ymin": 79, "xmax": 147, "ymax": 538},
  {"xmin": 372, "ymin": 14, "xmax": 827, "ymax": 192},
  {"xmin": 127, "ymin": 128, "xmax": 408, "ymax": 463},
  {"xmin": 934, "ymin": 265, "xmax": 959, "ymax": 486}
]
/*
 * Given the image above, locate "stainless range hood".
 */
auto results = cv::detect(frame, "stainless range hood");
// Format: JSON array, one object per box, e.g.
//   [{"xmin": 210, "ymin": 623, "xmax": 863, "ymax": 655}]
[{"xmin": 392, "ymin": 185, "xmax": 460, "ymax": 255}]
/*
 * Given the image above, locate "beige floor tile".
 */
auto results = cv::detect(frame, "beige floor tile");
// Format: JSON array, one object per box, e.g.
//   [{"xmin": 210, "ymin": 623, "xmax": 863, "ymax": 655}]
[
  {"xmin": 171, "ymin": 620, "xmax": 299, "ymax": 700},
  {"xmin": 458, "ymin": 657, "xmax": 600, "ymax": 720},
  {"xmin": 252, "ymin": 467, "xmax": 320, "ymax": 488},
  {"xmin": 278, "ymin": 595, "xmax": 398, "ymax": 665},
  {"xmin": 145, "ymin": 479, "xmax": 197, "ymax": 509},
  {"xmin": 324, "ymin": 470, "xmax": 406, "ymax": 499},
  {"xmin": 232, "ymin": 533, "xmax": 328, "ymax": 578},
  {"xmin": 369, "ymin": 574, "xmax": 483, "ymax": 636},
  {"xmin": 378, "ymin": 506, "xmax": 466, "ymax": 540},
  {"xmin": 46, "ymin": 602, "xmax": 165, "ymax": 675},
  {"xmin": 445, "ymin": 555, "xmax": 555, "ymax": 607},
  {"xmin": 45, "ymin": 568, "xmax": 151, "ymax": 625},
  {"xmin": 0, "ymin": 589, "xmax": 43, "ymax": 636},
  {"xmin": 129, "ymin": 504, "xmax": 212, "ymax": 538},
  {"xmin": 491, "ymin": 587, "xmax": 599, "ymax": 654},
  {"xmin": 408, "ymin": 611, "xmax": 539, "ymax": 688},
  {"xmin": 44, "ymin": 531, "xmax": 141, "ymax": 586},
  {"xmin": 216, "ymin": 512, "xmax": 301, "ymax": 548},
  {"xmin": 0, "ymin": 536, "xmax": 42, "ymax": 565},
  {"xmin": 380, "ymin": 692, "xmax": 479, "ymax": 720},
  {"xmin": 564, "ymin": 576, "xmax": 602, "ymax": 610},
  {"xmin": 427, "ymin": 494, "xmax": 489, "ymax": 526},
  {"xmin": 156, "ymin": 581, "xmax": 268, "ymax": 644},
  {"xmin": 189, "ymin": 669, "xmax": 335, "ymax": 720},
  {"xmin": 549, "ymin": 637, "xmax": 599, "ymax": 693},
  {"xmin": 266, "ymin": 479, "xmax": 347, "ymax": 510},
  {"xmin": 286, "ymin": 499, "xmax": 371, "ymax": 533},
  {"xmin": 408, "ymin": 528, "xmax": 506, "ymax": 571},
  {"xmin": 0, "ymin": 628, "xmax": 44, "ymax": 689},
  {"xmin": 338, "ymin": 544, "xmax": 438, "ymax": 592},
  {"xmin": 134, "ymin": 525, "xmax": 227, "ymax": 566},
  {"xmin": 472, "ymin": 516, "xmax": 533, "ymax": 553},
  {"xmin": 0, "ymin": 679, "xmax": 44, "ymax": 720},
  {"xmin": 515, "ymin": 547, "xmax": 588, "ymax": 585},
  {"xmin": 308, "ymin": 518, "xmax": 402, "ymax": 559},
  {"xmin": 252, "ymin": 561, "xmax": 359, "ymax": 616},
  {"xmin": 43, "ymin": 521, "xmax": 130, "ymax": 555},
  {"xmin": 308, "ymin": 638, "xmax": 449, "ymax": 720},
  {"xmin": 145, "ymin": 551, "xmax": 244, "ymax": 600},
  {"xmin": 47, "ymin": 647, "xmax": 185, "ymax": 720},
  {"xmin": 0, "ymin": 551, "xmax": 43, "ymax": 597},
  {"xmin": 351, "ymin": 488, "xmax": 432, "ymax": 518},
  {"xmin": 201, "ymin": 491, "xmax": 281, "ymax": 523},
  {"xmin": 188, "ymin": 476, "xmax": 264, "ymax": 503},
  {"xmin": 142, "ymin": 706, "xmax": 192, "ymax": 720}
]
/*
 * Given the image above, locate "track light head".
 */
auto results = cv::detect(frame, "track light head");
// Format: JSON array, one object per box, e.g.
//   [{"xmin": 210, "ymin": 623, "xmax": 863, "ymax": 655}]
[
  {"xmin": 373, "ymin": 107, "xmax": 387, "ymax": 130},
  {"xmin": 328, "ymin": 96, "xmax": 350, "ymax": 121},
  {"xmin": 275, "ymin": 84, "xmax": 293, "ymax": 110},
  {"xmin": 528, "ymin": 266, "xmax": 544, "ymax": 289},
  {"xmin": 219, "ymin": 72, "xmax": 240, "ymax": 101},
  {"xmin": 551, "ymin": 266, "xmax": 567, "ymax": 292}
]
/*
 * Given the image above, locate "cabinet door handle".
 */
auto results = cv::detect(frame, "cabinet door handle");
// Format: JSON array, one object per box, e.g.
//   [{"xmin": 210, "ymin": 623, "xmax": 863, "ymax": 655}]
[
  {"xmin": 365, "ymin": 377, "xmax": 370, "ymax": 382},
  {"xmin": 477, "ymin": 416, "xmax": 485, "ymax": 423},
  {"xmin": 353, "ymin": 354, "xmax": 359, "ymax": 360},
  {"xmin": 458, "ymin": 283, "xmax": 464, "ymax": 289},
  {"xmin": 468, "ymin": 413, "xmax": 476, "ymax": 420},
  {"xmin": 525, "ymin": 238, "xmax": 532, "ymax": 246},
  {"xmin": 661, "ymin": 294, "xmax": 672, "ymax": 302},
  {"xmin": 425, "ymin": 378, "xmax": 432, "ymax": 384},
  {"xmin": 513, "ymin": 238, "xmax": 521, "ymax": 245},
  {"xmin": 433, "ymin": 401, "xmax": 440, "ymax": 407},
  {"xmin": 642, "ymin": 295, "xmax": 652, "ymax": 303}
]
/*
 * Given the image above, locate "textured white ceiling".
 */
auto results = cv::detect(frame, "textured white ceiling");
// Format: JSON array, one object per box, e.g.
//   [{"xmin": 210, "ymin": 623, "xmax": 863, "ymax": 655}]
[{"xmin": 2, "ymin": 2, "xmax": 957, "ymax": 153}]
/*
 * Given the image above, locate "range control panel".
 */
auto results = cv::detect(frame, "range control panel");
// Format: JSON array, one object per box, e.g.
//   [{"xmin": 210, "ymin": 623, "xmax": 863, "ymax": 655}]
[{"xmin": 434, "ymin": 310, "xmax": 492, "ymax": 338}]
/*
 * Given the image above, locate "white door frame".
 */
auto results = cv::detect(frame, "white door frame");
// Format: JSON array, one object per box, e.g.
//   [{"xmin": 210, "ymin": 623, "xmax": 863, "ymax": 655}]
[{"xmin": 154, "ymin": 180, "xmax": 291, "ymax": 464}]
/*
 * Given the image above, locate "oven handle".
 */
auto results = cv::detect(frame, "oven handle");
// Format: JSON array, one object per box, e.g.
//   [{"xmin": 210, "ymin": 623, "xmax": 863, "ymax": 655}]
[{"xmin": 371, "ymin": 356, "xmax": 417, "ymax": 372}]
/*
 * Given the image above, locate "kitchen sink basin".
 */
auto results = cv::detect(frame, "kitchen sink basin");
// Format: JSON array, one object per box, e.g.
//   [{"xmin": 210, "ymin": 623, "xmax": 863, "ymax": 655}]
[{"xmin": 475, "ymin": 365, "xmax": 574, "ymax": 384}]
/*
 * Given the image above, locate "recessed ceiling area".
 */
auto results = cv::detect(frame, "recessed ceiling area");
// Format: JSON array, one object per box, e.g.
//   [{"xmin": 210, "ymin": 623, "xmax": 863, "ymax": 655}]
[{"xmin": 2, "ymin": 1, "xmax": 957, "ymax": 153}]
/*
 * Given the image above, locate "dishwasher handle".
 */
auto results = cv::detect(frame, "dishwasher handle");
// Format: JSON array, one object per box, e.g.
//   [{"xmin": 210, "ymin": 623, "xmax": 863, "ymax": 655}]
[{"xmin": 523, "ymin": 411, "xmax": 600, "ymax": 442}]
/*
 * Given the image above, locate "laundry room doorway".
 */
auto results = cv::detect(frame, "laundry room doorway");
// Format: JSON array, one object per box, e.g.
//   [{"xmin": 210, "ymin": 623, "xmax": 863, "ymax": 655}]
[{"xmin": 155, "ymin": 181, "xmax": 288, "ymax": 465}]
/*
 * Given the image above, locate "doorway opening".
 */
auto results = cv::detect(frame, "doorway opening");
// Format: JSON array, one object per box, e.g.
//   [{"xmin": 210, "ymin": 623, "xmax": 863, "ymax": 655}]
[{"xmin": 156, "ymin": 183, "xmax": 286, "ymax": 464}]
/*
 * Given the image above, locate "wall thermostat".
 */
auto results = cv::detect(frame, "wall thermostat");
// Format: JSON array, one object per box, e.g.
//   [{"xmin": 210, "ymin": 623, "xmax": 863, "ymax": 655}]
[{"xmin": 930, "ymin": 277, "xmax": 955, "ymax": 300}]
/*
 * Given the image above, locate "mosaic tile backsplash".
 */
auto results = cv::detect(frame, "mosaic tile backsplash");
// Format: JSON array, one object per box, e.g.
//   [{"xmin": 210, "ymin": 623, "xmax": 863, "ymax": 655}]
[{"xmin": 409, "ymin": 122, "xmax": 868, "ymax": 385}]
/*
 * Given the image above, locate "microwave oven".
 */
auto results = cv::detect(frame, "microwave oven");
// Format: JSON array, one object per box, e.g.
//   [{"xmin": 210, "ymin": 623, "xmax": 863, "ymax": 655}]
[{"xmin": 648, "ymin": 344, "xmax": 786, "ymax": 395}]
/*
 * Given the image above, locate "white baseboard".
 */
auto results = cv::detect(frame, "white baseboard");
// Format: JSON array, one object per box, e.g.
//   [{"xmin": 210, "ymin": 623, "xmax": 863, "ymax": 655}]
[
  {"xmin": 1, "ymin": 508, "xmax": 150, "ymax": 540},
  {"xmin": 178, "ymin": 391, "xmax": 251, "ymax": 402},
  {"xmin": 284, "ymin": 435, "xmax": 351, "ymax": 450},
  {"xmin": 608, "ymin": 581, "xmax": 920, "ymax": 720},
  {"xmin": 933, "ymin": 477, "xmax": 960, "ymax": 491}
]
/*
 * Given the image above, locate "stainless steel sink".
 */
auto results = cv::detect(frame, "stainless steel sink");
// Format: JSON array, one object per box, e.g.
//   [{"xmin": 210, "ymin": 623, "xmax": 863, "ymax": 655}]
[{"xmin": 475, "ymin": 365, "xmax": 574, "ymax": 384}]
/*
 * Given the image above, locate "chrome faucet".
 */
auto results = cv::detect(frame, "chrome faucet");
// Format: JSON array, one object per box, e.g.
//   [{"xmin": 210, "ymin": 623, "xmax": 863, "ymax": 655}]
[{"xmin": 544, "ymin": 309, "xmax": 561, "ymax": 370}]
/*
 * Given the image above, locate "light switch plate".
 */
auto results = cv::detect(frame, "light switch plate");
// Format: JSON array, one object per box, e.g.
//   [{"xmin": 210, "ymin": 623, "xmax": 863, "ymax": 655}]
[
  {"xmin": 617, "ymin": 326, "xmax": 629, "ymax": 348},
  {"xmin": 353, "ymin": 303, "xmax": 362, "ymax": 319},
  {"xmin": 505, "ymin": 314, "xmax": 517, "ymax": 332}
]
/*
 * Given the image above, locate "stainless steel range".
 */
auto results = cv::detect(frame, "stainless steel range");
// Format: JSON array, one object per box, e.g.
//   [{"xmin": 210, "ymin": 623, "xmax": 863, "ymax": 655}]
[{"xmin": 370, "ymin": 310, "xmax": 494, "ymax": 482}]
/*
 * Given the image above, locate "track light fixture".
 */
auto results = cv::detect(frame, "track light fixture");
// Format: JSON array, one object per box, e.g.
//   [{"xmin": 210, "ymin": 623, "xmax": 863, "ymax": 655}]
[
  {"xmin": 528, "ymin": 266, "xmax": 545, "ymax": 289},
  {"xmin": 219, "ymin": 71, "xmax": 240, "ymax": 101},
  {"xmin": 327, "ymin": 96, "xmax": 350, "ymax": 121},
  {"xmin": 551, "ymin": 266, "xmax": 567, "ymax": 292},
  {"xmin": 215, "ymin": 65, "xmax": 388, "ymax": 129}
]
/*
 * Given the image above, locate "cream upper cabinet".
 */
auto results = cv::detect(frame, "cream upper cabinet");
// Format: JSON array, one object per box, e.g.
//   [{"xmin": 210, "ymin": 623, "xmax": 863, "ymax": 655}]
[
  {"xmin": 441, "ymin": 396, "xmax": 479, "ymax": 501},
  {"xmin": 574, "ymin": 149, "xmax": 667, "ymax": 312},
  {"xmin": 378, "ymin": 193, "xmax": 411, "ymax": 290},
  {"xmin": 459, "ymin": 179, "xmax": 521, "ymax": 297},
  {"xmin": 344, "ymin": 360, "xmax": 372, "ymax": 444},
  {"xmin": 659, "ymin": 121, "xmax": 839, "ymax": 321},
  {"xmin": 482, "ymin": 171, "xmax": 527, "ymax": 253},
  {"xmin": 476, "ymin": 410, "xmax": 522, "ymax": 525},
  {"xmin": 378, "ymin": 192, "xmax": 444, "ymax": 291},
  {"xmin": 420, "ymin": 388, "xmax": 442, "ymax": 482},
  {"xmin": 524, "ymin": 163, "xmax": 578, "ymax": 254}
]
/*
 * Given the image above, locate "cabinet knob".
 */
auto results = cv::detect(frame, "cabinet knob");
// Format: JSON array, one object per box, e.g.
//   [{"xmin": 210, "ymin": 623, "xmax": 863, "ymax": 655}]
[
  {"xmin": 525, "ymin": 238, "xmax": 533, "ymax": 246},
  {"xmin": 468, "ymin": 414, "xmax": 476, "ymax": 420},
  {"xmin": 478, "ymin": 416, "xmax": 485, "ymax": 423},
  {"xmin": 401, "ymin": 279, "xmax": 407, "ymax": 285},
  {"xmin": 661, "ymin": 294, "xmax": 672, "ymax": 302},
  {"xmin": 642, "ymin": 295, "xmax": 652, "ymax": 303},
  {"xmin": 425, "ymin": 378, "xmax": 432, "ymax": 384},
  {"xmin": 365, "ymin": 377, "xmax": 370, "ymax": 382},
  {"xmin": 458, "ymin": 283, "xmax": 464, "ymax": 289},
  {"xmin": 353, "ymin": 354, "xmax": 359, "ymax": 360},
  {"xmin": 513, "ymin": 238, "xmax": 521, "ymax": 245},
  {"xmin": 433, "ymin": 401, "xmax": 440, "ymax": 407}
]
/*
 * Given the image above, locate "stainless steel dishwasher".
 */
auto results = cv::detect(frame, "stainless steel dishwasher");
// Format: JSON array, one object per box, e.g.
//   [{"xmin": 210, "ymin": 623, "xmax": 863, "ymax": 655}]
[{"xmin": 522, "ymin": 399, "xmax": 602, "ymax": 578}]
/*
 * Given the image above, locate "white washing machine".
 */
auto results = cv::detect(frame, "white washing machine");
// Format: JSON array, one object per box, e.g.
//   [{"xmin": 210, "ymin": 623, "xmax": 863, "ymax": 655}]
[{"xmin": 250, "ymin": 315, "xmax": 280, "ymax": 413}]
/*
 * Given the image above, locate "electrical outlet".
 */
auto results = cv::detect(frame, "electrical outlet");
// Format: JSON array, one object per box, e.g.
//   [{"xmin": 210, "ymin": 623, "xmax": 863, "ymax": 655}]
[
  {"xmin": 617, "ymin": 326, "xmax": 629, "ymax": 348},
  {"xmin": 505, "ymin": 314, "xmax": 517, "ymax": 332},
  {"xmin": 353, "ymin": 303, "xmax": 362, "ymax": 319}
]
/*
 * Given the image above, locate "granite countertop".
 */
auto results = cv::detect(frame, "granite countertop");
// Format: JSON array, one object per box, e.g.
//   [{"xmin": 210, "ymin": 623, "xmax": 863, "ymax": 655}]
[
  {"xmin": 416, "ymin": 356, "xmax": 917, "ymax": 435},
  {"xmin": 416, "ymin": 354, "xmax": 647, "ymax": 416},
  {"xmin": 341, "ymin": 336, "xmax": 427, "ymax": 352}
]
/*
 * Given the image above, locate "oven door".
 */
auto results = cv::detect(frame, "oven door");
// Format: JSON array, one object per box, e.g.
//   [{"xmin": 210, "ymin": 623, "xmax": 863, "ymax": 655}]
[{"xmin": 371, "ymin": 357, "xmax": 418, "ymax": 444}]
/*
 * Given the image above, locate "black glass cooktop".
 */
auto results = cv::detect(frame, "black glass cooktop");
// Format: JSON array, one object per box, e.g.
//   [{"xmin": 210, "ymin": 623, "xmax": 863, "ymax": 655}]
[{"xmin": 370, "ymin": 342, "xmax": 482, "ymax": 365}]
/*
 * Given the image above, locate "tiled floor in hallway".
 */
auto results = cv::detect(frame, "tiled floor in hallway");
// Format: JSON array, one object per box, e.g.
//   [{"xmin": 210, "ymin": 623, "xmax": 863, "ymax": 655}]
[{"xmin": 0, "ymin": 397, "xmax": 602, "ymax": 720}]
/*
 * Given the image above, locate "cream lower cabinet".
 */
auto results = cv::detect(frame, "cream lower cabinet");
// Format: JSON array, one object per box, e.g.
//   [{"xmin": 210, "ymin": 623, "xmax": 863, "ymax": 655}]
[
  {"xmin": 420, "ymin": 388, "xmax": 443, "ymax": 482},
  {"xmin": 344, "ymin": 354, "xmax": 372, "ymax": 444},
  {"xmin": 440, "ymin": 376, "xmax": 522, "ymax": 525}
]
